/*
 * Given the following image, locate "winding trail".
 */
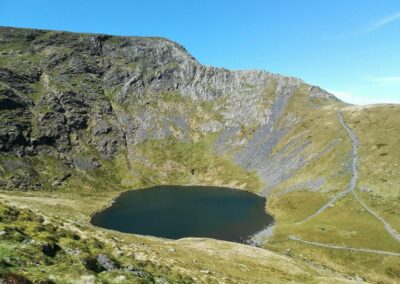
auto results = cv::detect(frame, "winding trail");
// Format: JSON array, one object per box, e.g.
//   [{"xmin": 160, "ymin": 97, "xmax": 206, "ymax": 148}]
[
  {"xmin": 300, "ymin": 111, "xmax": 359, "ymax": 223},
  {"xmin": 289, "ymin": 235, "xmax": 400, "ymax": 257},
  {"xmin": 352, "ymin": 190, "xmax": 400, "ymax": 241},
  {"xmin": 293, "ymin": 110, "xmax": 400, "ymax": 256}
]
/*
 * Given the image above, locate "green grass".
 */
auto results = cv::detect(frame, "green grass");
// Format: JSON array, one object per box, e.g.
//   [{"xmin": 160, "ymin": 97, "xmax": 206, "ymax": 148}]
[
  {"xmin": 0, "ymin": 201, "xmax": 196, "ymax": 283},
  {"xmin": 344, "ymin": 105, "xmax": 400, "ymax": 232},
  {"xmin": 262, "ymin": 95, "xmax": 400, "ymax": 283},
  {"xmin": 0, "ymin": 194, "xmax": 340, "ymax": 283},
  {"xmin": 266, "ymin": 192, "xmax": 400, "ymax": 283},
  {"xmin": 130, "ymin": 136, "xmax": 263, "ymax": 192}
]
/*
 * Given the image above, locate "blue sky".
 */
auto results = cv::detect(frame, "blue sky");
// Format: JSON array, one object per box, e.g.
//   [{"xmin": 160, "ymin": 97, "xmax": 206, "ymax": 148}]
[{"xmin": 0, "ymin": 0, "xmax": 399, "ymax": 105}]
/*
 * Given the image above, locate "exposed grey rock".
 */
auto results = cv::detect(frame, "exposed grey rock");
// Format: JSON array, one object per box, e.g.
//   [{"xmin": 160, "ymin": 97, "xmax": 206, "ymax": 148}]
[
  {"xmin": 309, "ymin": 86, "xmax": 339, "ymax": 101},
  {"xmin": 0, "ymin": 67, "xmax": 40, "ymax": 93},
  {"xmin": 0, "ymin": 89, "xmax": 31, "ymax": 110},
  {"xmin": 72, "ymin": 157, "xmax": 101, "ymax": 171},
  {"xmin": 1, "ymin": 159, "xmax": 32, "ymax": 172},
  {"xmin": 0, "ymin": 88, "xmax": 32, "ymax": 154},
  {"xmin": 124, "ymin": 266, "xmax": 147, "ymax": 278},
  {"xmin": 247, "ymin": 225, "xmax": 275, "ymax": 247},
  {"xmin": 97, "ymin": 253, "xmax": 119, "ymax": 271},
  {"xmin": 34, "ymin": 111, "xmax": 69, "ymax": 150},
  {"xmin": 0, "ymin": 26, "xmax": 339, "ymax": 193},
  {"xmin": 279, "ymin": 177, "xmax": 325, "ymax": 195},
  {"xmin": 214, "ymin": 126, "xmax": 240, "ymax": 155},
  {"xmin": 64, "ymin": 248, "xmax": 81, "ymax": 255},
  {"xmin": 92, "ymin": 120, "xmax": 112, "ymax": 136},
  {"xmin": 51, "ymin": 173, "xmax": 71, "ymax": 187},
  {"xmin": 200, "ymin": 120, "xmax": 222, "ymax": 133}
]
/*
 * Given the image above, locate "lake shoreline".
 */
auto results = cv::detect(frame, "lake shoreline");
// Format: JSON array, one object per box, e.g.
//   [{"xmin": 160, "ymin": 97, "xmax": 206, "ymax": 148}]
[{"xmin": 91, "ymin": 185, "xmax": 275, "ymax": 243}]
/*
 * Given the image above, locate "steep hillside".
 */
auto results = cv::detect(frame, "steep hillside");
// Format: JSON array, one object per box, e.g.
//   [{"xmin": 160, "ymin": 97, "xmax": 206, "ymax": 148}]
[{"xmin": 0, "ymin": 26, "xmax": 399, "ymax": 283}]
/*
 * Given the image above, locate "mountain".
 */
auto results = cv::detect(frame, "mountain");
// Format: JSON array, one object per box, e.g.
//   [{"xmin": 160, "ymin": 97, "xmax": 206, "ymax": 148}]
[{"xmin": 0, "ymin": 26, "xmax": 399, "ymax": 283}]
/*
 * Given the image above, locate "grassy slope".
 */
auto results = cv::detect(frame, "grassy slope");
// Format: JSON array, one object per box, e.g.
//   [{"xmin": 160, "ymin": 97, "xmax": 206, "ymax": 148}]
[
  {"xmin": 345, "ymin": 105, "xmax": 400, "ymax": 231},
  {"xmin": 130, "ymin": 137, "xmax": 262, "ymax": 191},
  {"xmin": 0, "ymin": 203, "xmax": 197, "ymax": 283},
  {"xmin": 0, "ymin": 197, "xmax": 355, "ymax": 283},
  {"xmin": 265, "ymin": 93, "xmax": 400, "ymax": 283}
]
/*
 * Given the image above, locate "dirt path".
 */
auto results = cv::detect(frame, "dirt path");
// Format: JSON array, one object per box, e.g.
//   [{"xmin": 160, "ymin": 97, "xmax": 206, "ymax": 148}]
[
  {"xmin": 352, "ymin": 190, "xmax": 400, "ymax": 242},
  {"xmin": 300, "ymin": 111, "xmax": 359, "ymax": 222},
  {"xmin": 300, "ymin": 111, "xmax": 400, "ymax": 241},
  {"xmin": 289, "ymin": 235, "xmax": 400, "ymax": 257}
]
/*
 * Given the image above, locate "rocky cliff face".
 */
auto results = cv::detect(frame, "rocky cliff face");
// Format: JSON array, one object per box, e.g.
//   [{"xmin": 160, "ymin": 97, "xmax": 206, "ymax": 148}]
[{"xmin": 0, "ymin": 26, "xmax": 339, "ymax": 193}]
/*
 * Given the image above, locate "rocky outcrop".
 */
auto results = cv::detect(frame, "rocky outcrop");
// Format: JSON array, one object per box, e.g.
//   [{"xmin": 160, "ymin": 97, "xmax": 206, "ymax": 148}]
[
  {"xmin": 0, "ymin": 26, "xmax": 339, "ymax": 191},
  {"xmin": 0, "ymin": 88, "xmax": 32, "ymax": 155}
]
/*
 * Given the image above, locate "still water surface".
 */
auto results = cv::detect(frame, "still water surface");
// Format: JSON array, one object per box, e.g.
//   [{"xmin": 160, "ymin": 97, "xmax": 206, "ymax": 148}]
[{"xmin": 91, "ymin": 185, "xmax": 274, "ymax": 242}]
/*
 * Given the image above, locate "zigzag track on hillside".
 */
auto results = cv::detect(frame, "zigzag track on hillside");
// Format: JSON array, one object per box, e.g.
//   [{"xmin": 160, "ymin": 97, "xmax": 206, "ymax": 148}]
[
  {"xmin": 294, "ymin": 110, "xmax": 400, "ymax": 254},
  {"xmin": 298, "ymin": 111, "xmax": 359, "ymax": 223}
]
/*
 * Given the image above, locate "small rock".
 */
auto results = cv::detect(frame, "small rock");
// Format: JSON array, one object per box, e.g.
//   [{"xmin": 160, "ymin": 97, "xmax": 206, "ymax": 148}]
[
  {"xmin": 200, "ymin": 269, "xmax": 210, "ymax": 274},
  {"xmin": 125, "ymin": 266, "xmax": 147, "ymax": 278},
  {"xmin": 72, "ymin": 157, "xmax": 101, "ymax": 171},
  {"xmin": 97, "ymin": 253, "xmax": 119, "ymax": 271},
  {"xmin": 65, "ymin": 248, "xmax": 81, "ymax": 255},
  {"xmin": 167, "ymin": 248, "xmax": 175, "ymax": 253},
  {"xmin": 355, "ymin": 275, "xmax": 365, "ymax": 282}
]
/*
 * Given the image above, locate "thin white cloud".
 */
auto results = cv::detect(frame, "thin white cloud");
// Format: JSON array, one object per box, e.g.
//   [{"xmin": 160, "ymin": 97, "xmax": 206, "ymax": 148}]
[
  {"xmin": 329, "ymin": 90, "xmax": 363, "ymax": 105},
  {"xmin": 367, "ymin": 12, "xmax": 400, "ymax": 33},
  {"xmin": 365, "ymin": 76, "xmax": 400, "ymax": 84},
  {"xmin": 328, "ymin": 90, "xmax": 400, "ymax": 105},
  {"xmin": 325, "ymin": 11, "xmax": 400, "ymax": 39}
]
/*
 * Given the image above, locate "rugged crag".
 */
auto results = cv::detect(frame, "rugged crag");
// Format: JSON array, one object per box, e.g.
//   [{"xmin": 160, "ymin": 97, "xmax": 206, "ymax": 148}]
[{"xmin": 0, "ymin": 26, "xmax": 337, "ymax": 193}]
